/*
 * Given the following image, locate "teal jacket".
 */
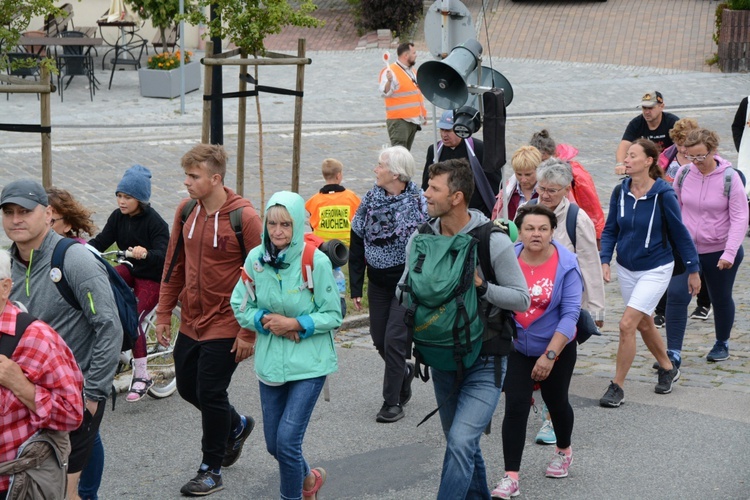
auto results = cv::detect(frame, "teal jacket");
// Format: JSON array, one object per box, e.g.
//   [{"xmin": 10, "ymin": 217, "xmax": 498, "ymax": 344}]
[{"xmin": 231, "ymin": 191, "xmax": 341, "ymax": 383}]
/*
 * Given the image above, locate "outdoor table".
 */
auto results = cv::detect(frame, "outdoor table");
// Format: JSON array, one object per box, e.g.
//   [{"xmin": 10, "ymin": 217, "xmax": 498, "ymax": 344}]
[
  {"xmin": 17, "ymin": 36, "xmax": 104, "ymax": 49},
  {"xmin": 96, "ymin": 20, "xmax": 139, "ymax": 68}
]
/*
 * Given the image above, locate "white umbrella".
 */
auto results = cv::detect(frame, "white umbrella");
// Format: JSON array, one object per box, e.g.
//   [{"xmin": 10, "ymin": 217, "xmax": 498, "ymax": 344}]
[{"xmin": 104, "ymin": 0, "xmax": 135, "ymax": 23}]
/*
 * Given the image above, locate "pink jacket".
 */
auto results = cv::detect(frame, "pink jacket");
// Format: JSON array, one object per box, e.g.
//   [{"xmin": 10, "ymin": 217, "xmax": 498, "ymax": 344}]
[{"xmin": 673, "ymin": 156, "xmax": 748, "ymax": 263}]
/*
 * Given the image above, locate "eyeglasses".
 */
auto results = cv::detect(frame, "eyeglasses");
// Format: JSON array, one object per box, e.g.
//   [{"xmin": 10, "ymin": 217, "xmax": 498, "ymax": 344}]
[
  {"xmin": 50, "ymin": 217, "xmax": 63, "ymax": 226},
  {"xmin": 685, "ymin": 154, "xmax": 709, "ymax": 162},
  {"xmin": 536, "ymin": 186, "xmax": 563, "ymax": 195}
]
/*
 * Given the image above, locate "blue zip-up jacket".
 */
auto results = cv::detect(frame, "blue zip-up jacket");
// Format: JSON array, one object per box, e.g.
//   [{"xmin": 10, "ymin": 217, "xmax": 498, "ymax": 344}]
[
  {"xmin": 513, "ymin": 241, "xmax": 582, "ymax": 357},
  {"xmin": 599, "ymin": 178, "xmax": 699, "ymax": 273}
]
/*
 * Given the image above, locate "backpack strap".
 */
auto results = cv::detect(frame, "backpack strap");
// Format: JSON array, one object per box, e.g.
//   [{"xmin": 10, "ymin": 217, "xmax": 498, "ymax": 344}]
[
  {"xmin": 0, "ymin": 312, "xmax": 35, "ymax": 358},
  {"xmin": 164, "ymin": 199, "xmax": 197, "ymax": 283},
  {"xmin": 301, "ymin": 242, "xmax": 317, "ymax": 290},
  {"xmin": 51, "ymin": 238, "xmax": 82, "ymax": 310},
  {"xmin": 566, "ymin": 203, "xmax": 579, "ymax": 251},
  {"xmin": 228, "ymin": 207, "xmax": 247, "ymax": 259},
  {"xmin": 676, "ymin": 166, "xmax": 690, "ymax": 190}
]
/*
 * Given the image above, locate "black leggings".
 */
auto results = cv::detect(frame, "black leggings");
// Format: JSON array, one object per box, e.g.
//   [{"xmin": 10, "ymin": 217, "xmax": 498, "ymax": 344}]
[{"xmin": 502, "ymin": 344, "xmax": 576, "ymax": 472}]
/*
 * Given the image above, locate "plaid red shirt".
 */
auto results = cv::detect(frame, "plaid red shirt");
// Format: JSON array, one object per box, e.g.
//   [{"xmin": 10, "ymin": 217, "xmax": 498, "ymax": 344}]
[{"xmin": 0, "ymin": 302, "xmax": 83, "ymax": 491}]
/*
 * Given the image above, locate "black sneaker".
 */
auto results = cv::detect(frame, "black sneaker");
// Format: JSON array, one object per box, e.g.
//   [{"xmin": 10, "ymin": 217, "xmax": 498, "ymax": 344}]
[
  {"xmin": 655, "ymin": 366, "xmax": 680, "ymax": 394},
  {"xmin": 222, "ymin": 415, "xmax": 255, "ymax": 467},
  {"xmin": 376, "ymin": 402, "xmax": 404, "ymax": 423},
  {"xmin": 400, "ymin": 361, "xmax": 415, "ymax": 406},
  {"xmin": 599, "ymin": 381, "xmax": 624, "ymax": 407},
  {"xmin": 690, "ymin": 306, "xmax": 712, "ymax": 320},
  {"xmin": 653, "ymin": 314, "xmax": 665, "ymax": 328},
  {"xmin": 180, "ymin": 470, "xmax": 224, "ymax": 496}
]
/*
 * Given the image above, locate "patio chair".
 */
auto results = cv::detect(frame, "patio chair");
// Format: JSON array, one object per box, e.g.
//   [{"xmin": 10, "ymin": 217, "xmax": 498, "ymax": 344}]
[
  {"xmin": 108, "ymin": 31, "xmax": 147, "ymax": 90},
  {"xmin": 5, "ymin": 52, "xmax": 42, "ymax": 101},
  {"xmin": 56, "ymin": 31, "xmax": 96, "ymax": 102}
]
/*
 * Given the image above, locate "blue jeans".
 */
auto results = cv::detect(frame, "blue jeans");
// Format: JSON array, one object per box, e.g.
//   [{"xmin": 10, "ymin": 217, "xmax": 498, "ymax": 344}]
[
  {"xmin": 431, "ymin": 356, "xmax": 506, "ymax": 500},
  {"xmin": 78, "ymin": 431, "xmax": 103, "ymax": 500},
  {"xmin": 259, "ymin": 376, "xmax": 326, "ymax": 500}
]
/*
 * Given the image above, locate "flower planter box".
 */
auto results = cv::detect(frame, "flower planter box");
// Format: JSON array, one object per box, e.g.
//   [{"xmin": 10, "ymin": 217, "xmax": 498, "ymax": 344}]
[
  {"xmin": 719, "ymin": 9, "xmax": 750, "ymax": 73},
  {"xmin": 138, "ymin": 61, "xmax": 201, "ymax": 98}
]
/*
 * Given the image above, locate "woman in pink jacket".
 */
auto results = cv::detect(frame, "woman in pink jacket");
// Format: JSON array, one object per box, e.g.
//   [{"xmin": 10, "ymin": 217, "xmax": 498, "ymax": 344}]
[{"xmin": 666, "ymin": 129, "xmax": 748, "ymax": 365}]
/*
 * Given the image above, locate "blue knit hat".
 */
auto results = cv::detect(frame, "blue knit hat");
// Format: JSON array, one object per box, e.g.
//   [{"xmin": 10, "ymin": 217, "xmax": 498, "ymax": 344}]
[{"xmin": 116, "ymin": 164, "xmax": 152, "ymax": 203}]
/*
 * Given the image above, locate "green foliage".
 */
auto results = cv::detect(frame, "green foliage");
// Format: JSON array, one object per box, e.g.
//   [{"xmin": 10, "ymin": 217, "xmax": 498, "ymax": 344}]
[
  {"xmin": 714, "ymin": 2, "xmax": 728, "ymax": 46},
  {"xmin": 125, "ymin": 0, "xmax": 196, "ymax": 52},
  {"xmin": 182, "ymin": 0, "xmax": 323, "ymax": 56},
  {"xmin": 357, "ymin": 0, "xmax": 422, "ymax": 38},
  {"xmin": 727, "ymin": 0, "xmax": 750, "ymax": 9},
  {"xmin": 0, "ymin": 0, "xmax": 62, "ymax": 73}
]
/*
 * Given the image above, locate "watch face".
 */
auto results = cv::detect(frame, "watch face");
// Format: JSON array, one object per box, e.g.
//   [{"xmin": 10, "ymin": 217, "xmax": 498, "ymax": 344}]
[{"xmin": 546, "ymin": 350, "xmax": 556, "ymax": 360}]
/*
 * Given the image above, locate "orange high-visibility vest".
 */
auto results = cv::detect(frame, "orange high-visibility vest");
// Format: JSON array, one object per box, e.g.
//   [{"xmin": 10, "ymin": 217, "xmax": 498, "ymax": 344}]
[{"xmin": 381, "ymin": 63, "xmax": 426, "ymax": 121}]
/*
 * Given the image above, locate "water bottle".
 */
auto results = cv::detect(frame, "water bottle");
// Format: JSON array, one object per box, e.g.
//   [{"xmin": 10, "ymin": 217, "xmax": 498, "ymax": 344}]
[{"xmin": 333, "ymin": 267, "xmax": 346, "ymax": 294}]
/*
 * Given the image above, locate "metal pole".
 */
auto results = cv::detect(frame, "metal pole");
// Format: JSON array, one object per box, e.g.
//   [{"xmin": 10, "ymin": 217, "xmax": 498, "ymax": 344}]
[
  {"xmin": 209, "ymin": 4, "xmax": 223, "ymax": 144},
  {"xmin": 179, "ymin": 0, "xmax": 185, "ymax": 115}
]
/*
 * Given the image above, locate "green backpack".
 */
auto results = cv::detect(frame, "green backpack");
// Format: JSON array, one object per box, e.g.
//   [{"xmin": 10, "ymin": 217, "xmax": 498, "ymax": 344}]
[{"xmin": 402, "ymin": 227, "xmax": 484, "ymax": 376}]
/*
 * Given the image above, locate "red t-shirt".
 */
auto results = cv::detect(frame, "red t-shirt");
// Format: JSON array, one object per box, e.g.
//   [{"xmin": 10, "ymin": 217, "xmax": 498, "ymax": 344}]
[{"xmin": 515, "ymin": 247, "xmax": 559, "ymax": 330}]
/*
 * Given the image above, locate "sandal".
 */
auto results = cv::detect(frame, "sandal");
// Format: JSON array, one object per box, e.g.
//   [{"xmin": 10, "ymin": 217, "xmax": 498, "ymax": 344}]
[
  {"xmin": 126, "ymin": 377, "xmax": 154, "ymax": 402},
  {"xmin": 302, "ymin": 467, "xmax": 326, "ymax": 499}
]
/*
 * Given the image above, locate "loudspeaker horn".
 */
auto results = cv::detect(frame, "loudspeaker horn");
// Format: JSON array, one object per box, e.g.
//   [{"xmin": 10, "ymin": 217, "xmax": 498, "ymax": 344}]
[
  {"xmin": 417, "ymin": 39, "xmax": 482, "ymax": 110},
  {"xmin": 465, "ymin": 66, "xmax": 514, "ymax": 109}
]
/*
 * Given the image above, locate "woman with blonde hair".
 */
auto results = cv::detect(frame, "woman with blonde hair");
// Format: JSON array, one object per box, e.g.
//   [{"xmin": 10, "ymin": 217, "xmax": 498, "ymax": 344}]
[{"xmin": 491, "ymin": 145, "xmax": 542, "ymax": 220}]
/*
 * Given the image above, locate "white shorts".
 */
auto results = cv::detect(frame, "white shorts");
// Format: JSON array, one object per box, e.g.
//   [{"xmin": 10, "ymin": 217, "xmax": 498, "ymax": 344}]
[{"xmin": 616, "ymin": 262, "xmax": 675, "ymax": 315}]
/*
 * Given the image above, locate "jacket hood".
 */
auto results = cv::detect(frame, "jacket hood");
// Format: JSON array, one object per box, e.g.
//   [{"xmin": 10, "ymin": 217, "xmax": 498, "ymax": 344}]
[
  {"xmin": 555, "ymin": 143, "xmax": 579, "ymax": 162},
  {"xmin": 424, "ymin": 208, "xmax": 489, "ymax": 235},
  {"xmin": 263, "ymin": 191, "xmax": 307, "ymax": 261}
]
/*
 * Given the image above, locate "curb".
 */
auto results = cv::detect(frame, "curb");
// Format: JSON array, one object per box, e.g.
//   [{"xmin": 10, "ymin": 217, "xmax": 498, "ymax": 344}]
[{"xmin": 340, "ymin": 312, "xmax": 370, "ymax": 330}]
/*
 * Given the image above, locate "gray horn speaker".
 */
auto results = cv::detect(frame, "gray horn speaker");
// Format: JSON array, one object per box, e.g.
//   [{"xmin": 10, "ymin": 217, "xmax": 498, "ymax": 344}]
[{"xmin": 417, "ymin": 39, "xmax": 482, "ymax": 109}]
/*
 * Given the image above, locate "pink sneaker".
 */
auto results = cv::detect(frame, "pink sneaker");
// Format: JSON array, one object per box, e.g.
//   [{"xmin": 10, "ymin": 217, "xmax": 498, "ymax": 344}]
[
  {"xmin": 491, "ymin": 475, "xmax": 519, "ymax": 499},
  {"xmin": 545, "ymin": 450, "xmax": 573, "ymax": 478}
]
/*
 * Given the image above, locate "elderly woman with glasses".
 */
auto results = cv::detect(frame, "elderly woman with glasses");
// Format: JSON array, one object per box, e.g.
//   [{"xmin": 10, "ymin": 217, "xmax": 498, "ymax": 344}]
[
  {"xmin": 349, "ymin": 145, "xmax": 428, "ymax": 423},
  {"xmin": 666, "ymin": 129, "xmax": 748, "ymax": 365}
]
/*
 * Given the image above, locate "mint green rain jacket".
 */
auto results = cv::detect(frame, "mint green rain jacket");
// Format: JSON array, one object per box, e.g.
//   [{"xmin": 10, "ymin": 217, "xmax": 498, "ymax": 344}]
[{"xmin": 231, "ymin": 191, "xmax": 341, "ymax": 383}]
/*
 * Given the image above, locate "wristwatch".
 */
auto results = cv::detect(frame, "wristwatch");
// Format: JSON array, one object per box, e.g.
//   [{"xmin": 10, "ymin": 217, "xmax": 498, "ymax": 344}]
[
  {"xmin": 545, "ymin": 349, "xmax": 558, "ymax": 361},
  {"xmin": 476, "ymin": 278, "xmax": 488, "ymax": 298}
]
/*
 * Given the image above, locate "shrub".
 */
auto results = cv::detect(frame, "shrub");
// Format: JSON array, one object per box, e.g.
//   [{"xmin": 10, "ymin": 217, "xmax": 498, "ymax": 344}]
[
  {"xmin": 727, "ymin": 0, "xmax": 750, "ymax": 9},
  {"xmin": 357, "ymin": 0, "xmax": 423, "ymax": 38}
]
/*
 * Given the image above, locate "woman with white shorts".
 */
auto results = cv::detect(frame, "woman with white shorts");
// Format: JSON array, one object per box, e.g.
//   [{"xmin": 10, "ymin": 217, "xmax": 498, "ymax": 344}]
[{"xmin": 598, "ymin": 139, "xmax": 700, "ymax": 408}]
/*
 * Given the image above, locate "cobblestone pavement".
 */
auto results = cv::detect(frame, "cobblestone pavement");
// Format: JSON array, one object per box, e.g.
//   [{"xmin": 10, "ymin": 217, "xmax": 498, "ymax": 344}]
[{"xmin": 264, "ymin": 0, "xmax": 721, "ymax": 73}]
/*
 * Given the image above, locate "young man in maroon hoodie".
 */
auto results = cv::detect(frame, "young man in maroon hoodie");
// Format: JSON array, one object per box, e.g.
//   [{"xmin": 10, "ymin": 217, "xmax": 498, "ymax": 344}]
[{"xmin": 156, "ymin": 144, "xmax": 262, "ymax": 496}]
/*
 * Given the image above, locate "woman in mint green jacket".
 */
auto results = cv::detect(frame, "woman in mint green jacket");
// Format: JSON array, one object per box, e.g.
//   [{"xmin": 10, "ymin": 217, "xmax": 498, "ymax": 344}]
[{"xmin": 231, "ymin": 191, "xmax": 341, "ymax": 500}]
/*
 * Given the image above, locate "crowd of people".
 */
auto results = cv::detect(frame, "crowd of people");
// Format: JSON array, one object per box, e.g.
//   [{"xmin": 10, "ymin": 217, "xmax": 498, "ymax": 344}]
[{"xmin": 1, "ymin": 77, "xmax": 748, "ymax": 500}]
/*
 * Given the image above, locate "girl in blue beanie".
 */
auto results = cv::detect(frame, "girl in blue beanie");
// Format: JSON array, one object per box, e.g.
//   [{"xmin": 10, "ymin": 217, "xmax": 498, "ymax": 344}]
[{"xmin": 88, "ymin": 164, "xmax": 170, "ymax": 402}]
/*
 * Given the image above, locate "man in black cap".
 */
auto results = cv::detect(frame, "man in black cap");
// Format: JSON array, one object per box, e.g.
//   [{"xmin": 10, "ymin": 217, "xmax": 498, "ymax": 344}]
[
  {"xmin": 1, "ymin": 179, "xmax": 121, "ymax": 500},
  {"xmin": 614, "ymin": 91, "xmax": 679, "ymax": 175},
  {"xmin": 422, "ymin": 109, "xmax": 500, "ymax": 217}
]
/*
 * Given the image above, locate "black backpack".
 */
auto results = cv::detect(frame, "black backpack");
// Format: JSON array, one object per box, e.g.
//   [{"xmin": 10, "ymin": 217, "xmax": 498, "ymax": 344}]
[{"xmin": 0, "ymin": 311, "xmax": 36, "ymax": 357}]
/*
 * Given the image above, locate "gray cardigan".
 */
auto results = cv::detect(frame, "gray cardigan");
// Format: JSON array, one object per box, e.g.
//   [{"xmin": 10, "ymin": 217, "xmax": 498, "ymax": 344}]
[{"xmin": 10, "ymin": 230, "xmax": 121, "ymax": 401}]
